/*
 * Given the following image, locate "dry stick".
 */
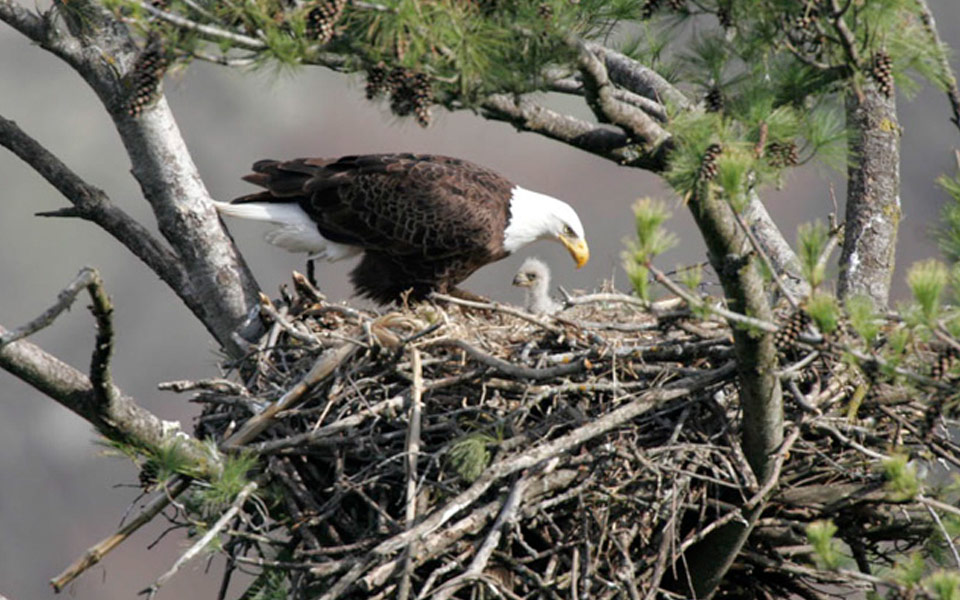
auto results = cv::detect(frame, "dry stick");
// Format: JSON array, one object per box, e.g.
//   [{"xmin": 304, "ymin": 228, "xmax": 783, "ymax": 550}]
[
  {"xmin": 429, "ymin": 292, "xmax": 564, "ymax": 335},
  {"xmin": 86, "ymin": 269, "xmax": 117, "ymax": 406},
  {"xmin": 366, "ymin": 469, "xmax": 580, "ymax": 593},
  {"xmin": 0, "ymin": 267, "xmax": 100, "ymax": 347},
  {"xmin": 432, "ymin": 477, "xmax": 530, "ymax": 600},
  {"xmin": 51, "ymin": 477, "xmax": 193, "ymax": 591},
  {"xmin": 924, "ymin": 502, "xmax": 960, "ymax": 568},
  {"xmin": 257, "ymin": 293, "xmax": 321, "ymax": 348},
  {"xmin": 647, "ymin": 263, "xmax": 779, "ymax": 333},
  {"xmin": 677, "ymin": 427, "xmax": 801, "ymax": 555},
  {"xmin": 429, "ymin": 338, "xmax": 587, "ymax": 380},
  {"xmin": 141, "ymin": 481, "xmax": 258, "ymax": 598},
  {"xmin": 318, "ymin": 364, "xmax": 734, "ymax": 600},
  {"xmin": 59, "ymin": 340, "xmax": 355, "ymax": 588},
  {"xmin": 397, "ymin": 349, "xmax": 424, "ymax": 600},
  {"xmin": 221, "ymin": 342, "xmax": 357, "ymax": 449}
]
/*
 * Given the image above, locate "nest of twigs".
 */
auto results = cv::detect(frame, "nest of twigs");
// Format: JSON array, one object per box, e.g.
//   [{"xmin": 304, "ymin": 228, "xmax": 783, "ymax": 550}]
[{"xmin": 170, "ymin": 274, "xmax": 959, "ymax": 600}]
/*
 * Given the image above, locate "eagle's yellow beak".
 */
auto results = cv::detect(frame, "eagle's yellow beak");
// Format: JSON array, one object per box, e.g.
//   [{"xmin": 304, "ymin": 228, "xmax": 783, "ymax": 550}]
[{"xmin": 559, "ymin": 235, "xmax": 590, "ymax": 269}]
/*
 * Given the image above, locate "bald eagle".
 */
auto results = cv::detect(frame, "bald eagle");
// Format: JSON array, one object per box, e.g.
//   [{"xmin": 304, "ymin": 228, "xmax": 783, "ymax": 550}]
[
  {"xmin": 512, "ymin": 257, "xmax": 562, "ymax": 315},
  {"xmin": 214, "ymin": 154, "xmax": 589, "ymax": 304}
]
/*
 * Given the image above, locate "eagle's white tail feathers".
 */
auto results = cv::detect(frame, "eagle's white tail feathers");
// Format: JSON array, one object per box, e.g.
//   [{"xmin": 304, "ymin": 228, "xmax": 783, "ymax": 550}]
[{"xmin": 213, "ymin": 200, "xmax": 360, "ymax": 261}]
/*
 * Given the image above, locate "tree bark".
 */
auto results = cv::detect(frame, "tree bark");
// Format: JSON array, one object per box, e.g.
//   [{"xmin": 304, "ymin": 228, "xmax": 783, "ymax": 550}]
[
  {"xmin": 837, "ymin": 85, "xmax": 900, "ymax": 307},
  {"xmin": 679, "ymin": 187, "xmax": 784, "ymax": 599}
]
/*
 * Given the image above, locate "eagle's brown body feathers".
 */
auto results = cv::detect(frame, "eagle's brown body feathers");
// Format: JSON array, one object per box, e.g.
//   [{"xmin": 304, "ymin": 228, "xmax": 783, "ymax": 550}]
[{"xmin": 235, "ymin": 154, "xmax": 512, "ymax": 303}]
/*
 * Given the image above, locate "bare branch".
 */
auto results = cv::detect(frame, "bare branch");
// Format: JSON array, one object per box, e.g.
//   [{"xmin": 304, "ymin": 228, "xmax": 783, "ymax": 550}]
[
  {"xmin": 0, "ymin": 115, "xmax": 188, "ymax": 291},
  {"xmin": 480, "ymin": 94, "xmax": 667, "ymax": 170},
  {"xmin": 576, "ymin": 40, "xmax": 670, "ymax": 150},
  {"xmin": 583, "ymin": 42, "xmax": 692, "ymax": 111},
  {"xmin": 51, "ymin": 476, "xmax": 193, "ymax": 592},
  {"xmin": 549, "ymin": 77, "xmax": 668, "ymax": 122}
]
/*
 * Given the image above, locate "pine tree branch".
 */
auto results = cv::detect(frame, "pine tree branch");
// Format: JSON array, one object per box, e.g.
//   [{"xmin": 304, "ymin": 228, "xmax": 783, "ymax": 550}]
[
  {"xmin": 676, "ymin": 187, "xmax": 783, "ymax": 599},
  {"xmin": 133, "ymin": 0, "xmax": 267, "ymax": 50},
  {"xmin": 576, "ymin": 40, "xmax": 670, "ymax": 150},
  {"xmin": 914, "ymin": 0, "xmax": 960, "ymax": 133},
  {"xmin": 549, "ymin": 77, "xmax": 668, "ymax": 122},
  {"xmin": 583, "ymin": 42, "xmax": 692, "ymax": 111},
  {"xmin": 480, "ymin": 94, "xmax": 667, "ymax": 170}
]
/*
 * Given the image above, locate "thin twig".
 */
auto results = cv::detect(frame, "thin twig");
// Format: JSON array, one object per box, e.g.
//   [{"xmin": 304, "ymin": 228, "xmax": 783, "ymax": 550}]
[
  {"xmin": 397, "ymin": 348, "xmax": 424, "ymax": 600},
  {"xmin": 141, "ymin": 481, "xmax": 258, "ymax": 597}
]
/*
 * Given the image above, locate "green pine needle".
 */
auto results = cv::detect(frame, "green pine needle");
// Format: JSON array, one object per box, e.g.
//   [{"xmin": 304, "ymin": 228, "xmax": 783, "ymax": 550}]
[{"xmin": 907, "ymin": 259, "xmax": 948, "ymax": 326}]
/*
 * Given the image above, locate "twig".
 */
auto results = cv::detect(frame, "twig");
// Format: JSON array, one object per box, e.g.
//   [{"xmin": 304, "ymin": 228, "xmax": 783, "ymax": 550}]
[
  {"xmin": 141, "ymin": 481, "xmax": 258, "ymax": 597},
  {"xmin": 0, "ymin": 115, "xmax": 185, "ymax": 294},
  {"xmin": 0, "ymin": 267, "xmax": 100, "ymax": 348},
  {"xmin": 432, "ymin": 477, "xmax": 530, "ymax": 600},
  {"xmin": 51, "ymin": 476, "xmax": 193, "ymax": 592},
  {"xmin": 428, "ymin": 338, "xmax": 587, "ymax": 380},
  {"xmin": 430, "ymin": 292, "xmax": 563, "ymax": 334},
  {"xmin": 221, "ymin": 343, "xmax": 357, "ymax": 448},
  {"xmin": 914, "ymin": 0, "xmax": 960, "ymax": 132},
  {"xmin": 87, "ymin": 268, "xmax": 117, "ymax": 406},
  {"xmin": 133, "ymin": 0, "xmax": 267, "ymax": 50},
  {"xmin": 320, "ymin": 364, "xmax": 734, "ymax": 593},
  {"xmin": 924, "ymin": 502, "xmax": 960, "ymax": 568},
  {"xmin": 397, "ymin": 348, "xmax": 424, "ymax": 600},
  {"xmin": 647, "ymin": 264, "xmax": 778, "ymax": 333}
]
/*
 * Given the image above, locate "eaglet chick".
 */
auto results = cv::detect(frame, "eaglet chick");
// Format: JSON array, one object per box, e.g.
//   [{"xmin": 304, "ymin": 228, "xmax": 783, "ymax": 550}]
[{"xmin": 512, "ymin": 257, "xmax": 562, "ymax": 315}]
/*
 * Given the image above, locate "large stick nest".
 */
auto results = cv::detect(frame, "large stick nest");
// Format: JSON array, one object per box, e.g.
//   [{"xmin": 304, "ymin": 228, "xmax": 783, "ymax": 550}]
[{"xmin": 169, "ymin": 276, "xmax": 959, "ymax": 600}]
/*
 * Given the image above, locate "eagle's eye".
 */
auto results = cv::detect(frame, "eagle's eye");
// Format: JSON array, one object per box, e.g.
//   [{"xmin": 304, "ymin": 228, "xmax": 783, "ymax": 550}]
[{"xmin": 563, "ymin": 225, "xmax": 576, "ymax": 237}]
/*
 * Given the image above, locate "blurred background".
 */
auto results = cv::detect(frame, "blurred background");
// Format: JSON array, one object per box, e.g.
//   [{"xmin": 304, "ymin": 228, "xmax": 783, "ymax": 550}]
[{"xmin": 1, "ymin": 4, "xmax": 959, "ymax": 598}]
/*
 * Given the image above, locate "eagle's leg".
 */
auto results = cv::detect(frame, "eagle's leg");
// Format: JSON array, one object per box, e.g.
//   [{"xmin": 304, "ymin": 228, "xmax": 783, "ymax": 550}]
[{"xmin": 306, "ymin": 258, "xmax": 319, "ymax": 289}]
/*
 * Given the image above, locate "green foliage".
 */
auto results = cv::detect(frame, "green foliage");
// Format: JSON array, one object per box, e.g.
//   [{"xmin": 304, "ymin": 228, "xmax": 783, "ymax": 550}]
[
  {"xmin": 937, "ymin": 173, "xmax": 960, "ymax": 265},
  {"xmin": 622, "ymin": 198, "xmax": 678, "ymax": 301},
  {"xmin": 891, "ymin": 552, "xmax": 927, "ymax": 589},
  {"xmin": 797, "ymin": 220, "xmax": 830, "ymax": 289},
  {"xmin": 925, "ymin": 571, "xmax": 960, "ymax": 600},
  {"xmin": 846, "ymin": 293, "xmax": 882, "ymax": 346},
  {"xmin": 805, "ymin": 291, "xmax": 839, "ymax": 335},
  {"xmin": 240, "ymin": 567, "xmax": 289, "ymax": 600},
  {"xmin": 882, "ymin": 453, "xmax": 921, "ymax": 502},
  {"xmin": 806, "ymin": 520, "xmax": 845, "ymax": 570},
  {"xmin": 448, "ymin": 432, "xmax": 496, "ymax": 482},
  {"xmin": 907, "ymin": 259, "xmax": 949, "ymax": 326},
  {"xmin": 198, "ymin": 449, "xmax": 259, "ymax": 514},
  {"xmin": 679, "ymin": 263, "xmax": 703, "ymax": 292}
]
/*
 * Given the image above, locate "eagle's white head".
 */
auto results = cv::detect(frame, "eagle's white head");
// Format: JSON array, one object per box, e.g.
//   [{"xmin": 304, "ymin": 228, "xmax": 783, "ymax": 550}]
[{"xmin": 503, "ymin": 186, "xmax": 589, "ymax": 268}]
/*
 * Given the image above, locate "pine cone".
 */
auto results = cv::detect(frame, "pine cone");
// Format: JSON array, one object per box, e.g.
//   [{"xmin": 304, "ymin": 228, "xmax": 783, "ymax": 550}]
[
  {"xmin": 931, "ymin": 345, "xmax": 959, "ymax": 381},
  {"xmin": 641, "ymin": 0, "xmax": 661, "ymax": 19},
  {"xmin": 775, "ymin": 309, "xmax": 811, "ymax": 351},
  {"xmin": 365, "ymin": 63, "xmax": 388, "ymax": 100},
  {"xmin": 698, "ymin": 143, "xmax": 722, "ymax": 182},
  {"xmin": 716, "ymin": 2, "xmax": 732, "ymax": 28},
  {"xmin": 705, "ymin": 86, "xmax": 724, "ymax": 113},
  {"xmin": 537, "ymin": 2, "xmax": 554, "ymax": 19},
  {"xmin": 872, "ymin": 50, "xmax": 894, "ymax": 98},
  {"xmin": 767, "ymin": 141, "xmax": 800, "ymax": 167},
  {"xmin": 666, "ymin": 0, "xmax": 685, "ymax": 11},
  {"xmin": 126, "ymin": 38, "xmax": 168, "ymax": 118},
  {"xmin": 306, "ymin": 0, "xmax": 346, "ymax": 44},
  {"xmin": 386, "ymin": 68, "xmax": 433, "ymax": 127}
]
